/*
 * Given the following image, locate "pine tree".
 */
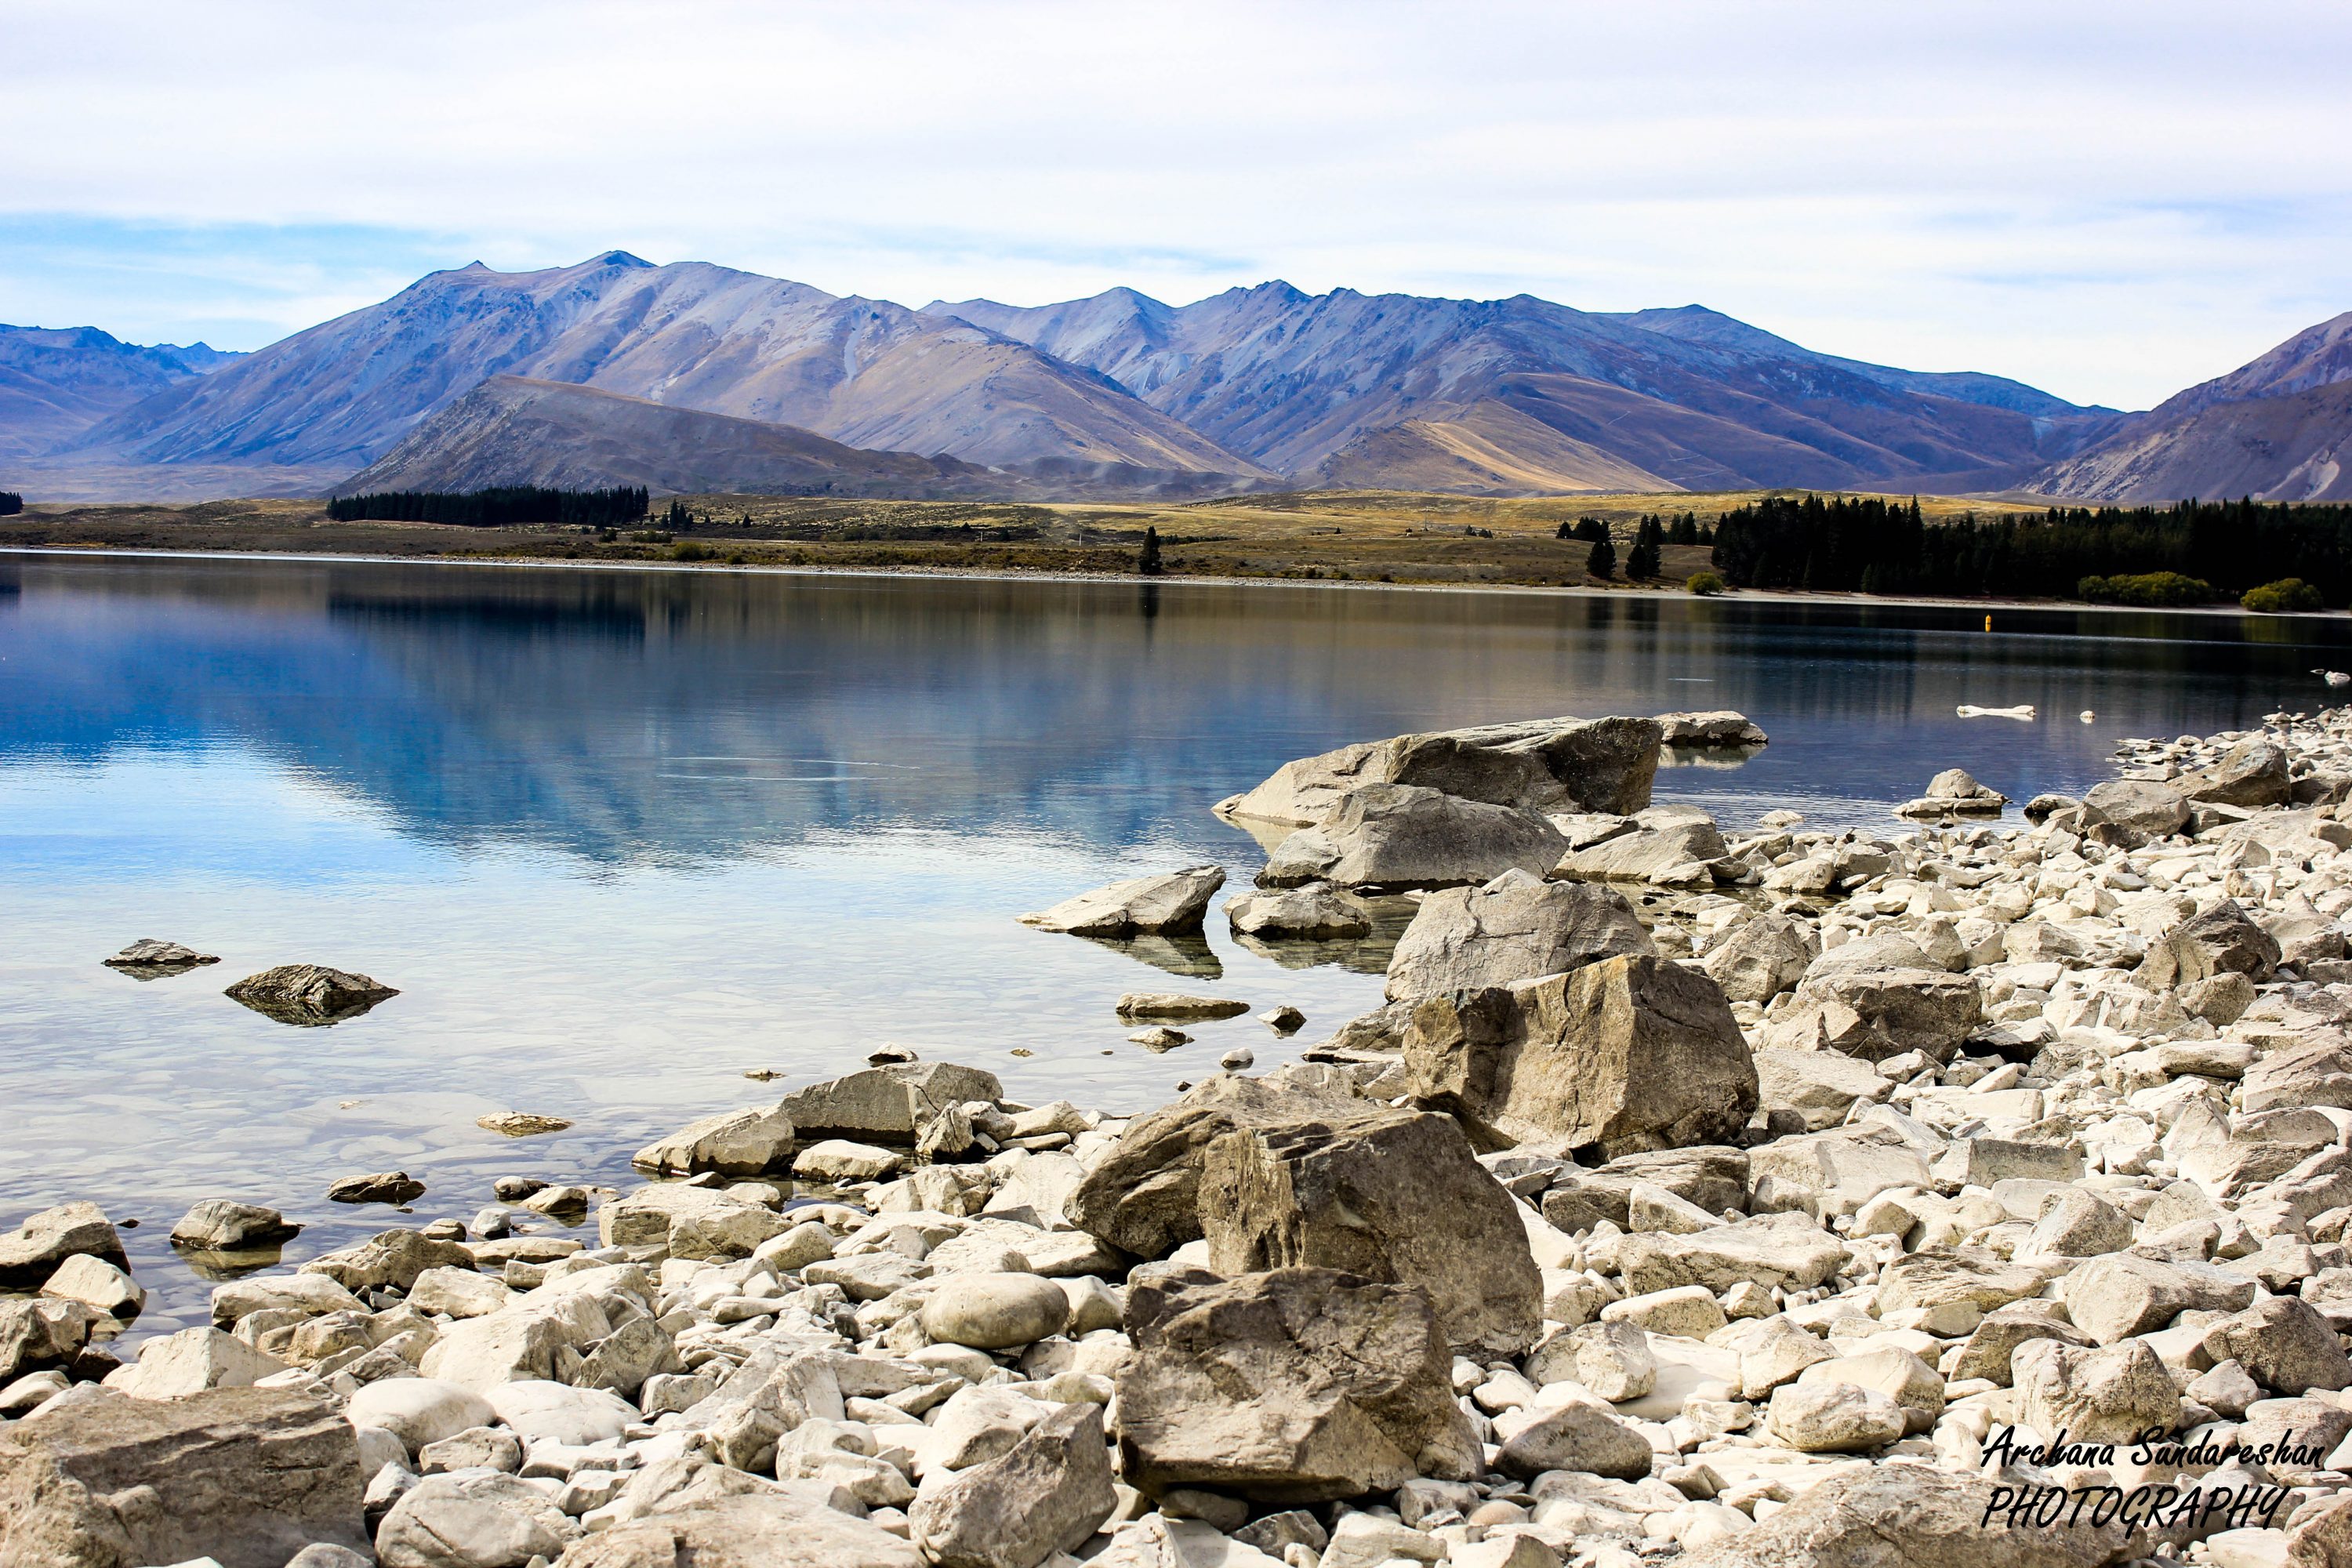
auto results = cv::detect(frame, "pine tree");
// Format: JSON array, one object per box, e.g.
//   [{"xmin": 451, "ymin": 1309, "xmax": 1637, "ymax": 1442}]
[
  {"xmin": 1588, "ymin": 537, "xmax": 1617, "ymax": 579},
  {"xmin": 1624, "ymin": 514, "xmax": 1664, "ymax": 579},
  {"xmin": 1138, "ymin": 525, "xmax": 1164, "ymax": 575}
]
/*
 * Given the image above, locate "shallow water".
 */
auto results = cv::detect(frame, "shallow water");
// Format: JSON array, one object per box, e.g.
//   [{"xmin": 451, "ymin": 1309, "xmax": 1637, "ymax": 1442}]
[{"xmin": 2, "ymin": 552, "xmax": 2345, "ymax": 1336}]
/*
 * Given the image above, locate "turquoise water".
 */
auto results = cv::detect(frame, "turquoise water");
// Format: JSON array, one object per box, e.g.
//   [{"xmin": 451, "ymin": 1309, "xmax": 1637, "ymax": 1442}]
[{"xmin": 2, "ymin": 551, "xmax": 2343, "ymax": 1334}]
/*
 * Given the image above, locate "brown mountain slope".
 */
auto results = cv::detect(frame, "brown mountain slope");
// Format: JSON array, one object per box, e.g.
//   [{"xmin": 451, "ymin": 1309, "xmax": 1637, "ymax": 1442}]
[
  {"xmin": 334, "ymin": 377, "xmax": 1009, "ymax": 499},
  {"xmin": 2027, "ymin": 310, "xmax": 2352, "ymax": 503},
  {"xmin": 2031, "ymin": 381, "xmax": 2352, "ymax": 503},
  {"xmin": 930, "ymin": 284, "xmax": 2114, "ymax": 488},
  {"xmin": 2143, "ymin": 311, "xmax": 2352, "ymax": 423},
  {"xmin": 1309, "ymin": 399, "xmax": 1672, "ymax": 494}
]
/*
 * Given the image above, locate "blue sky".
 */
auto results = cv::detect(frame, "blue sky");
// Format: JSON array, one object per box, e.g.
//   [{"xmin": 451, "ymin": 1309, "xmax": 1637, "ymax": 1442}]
[{"xmin": 4, "ymin": 1, "xmax": 2349, "ymax": 410}]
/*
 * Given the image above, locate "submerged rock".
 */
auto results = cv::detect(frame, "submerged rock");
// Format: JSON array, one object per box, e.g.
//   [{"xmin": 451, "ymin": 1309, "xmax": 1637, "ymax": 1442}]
[
  {"xmin": 1261, "ymin": 783, "xmax": 1570, "ymax": 892},
  {"xmin": 325, "ymin": 1171, "xmax": 424, "ymax": 1206},
  {"xmin": 476, "ymin": 1111, "xmax": 571, "ymax": 1137},
  {"xmin": 1225, "ymin": 881, "xmax": 1373, "ymax": 938},
  {"xmin": 223, "ymin": 964, "xmax": 398, "ymax": 1025},
  {"xmin": 1081, "ymin": 931, "xmax": 1226, "ymax": 979},
  {"xmin": 1657, "ymin": 710, "xmax": 1769, "ymax": 748},
  {"xmin": 101, "ymin": 937, "xmax": 220, "ymax": 977},
  {"xmin": 1020, "ymin": 865, "xmax": 1227, "ymax": 937},
  {"xmin": 170, "ymin": 1200, "xmax": 302, "ymax": 1253},
  {"xmin": 1217, "ymin": 713, "xmax": 1662, "ymax": 828},
  {"xmin": 1116, "ymin": 993, "xmax": 1250, "ymax": 1021}
]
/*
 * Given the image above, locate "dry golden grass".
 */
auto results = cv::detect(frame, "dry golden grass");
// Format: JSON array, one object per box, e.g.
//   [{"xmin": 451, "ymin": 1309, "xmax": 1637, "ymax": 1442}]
[{"xmin": 0, "ymin": 486, "xmax": 1998, "ymax": 591}]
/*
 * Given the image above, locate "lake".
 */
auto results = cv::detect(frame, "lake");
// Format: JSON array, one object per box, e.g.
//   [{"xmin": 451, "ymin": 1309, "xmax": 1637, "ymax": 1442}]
[{"xmin": 2, "ymin": 550, "xmax": 2344, "ymax": 1337}]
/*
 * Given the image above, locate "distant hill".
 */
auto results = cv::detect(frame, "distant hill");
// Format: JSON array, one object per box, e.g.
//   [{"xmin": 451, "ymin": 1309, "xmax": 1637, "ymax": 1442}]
[
  {"xmin": 0, "ymin": 324, "xmax": 241, "ymax": 460},
  {"xmin": 1613, "ymin": 305, "xmax": 2112, "ymax": 419},
  {"xmin": 337, "ymin": 377, "xmax": 1019, "ymax": 499},
  {"xmin": 66, "ymin": 253, "xmax": 1270, "ymax": 492},
  {"xmin": 2029, "ymin": 313, "xmax": 2352, "ymax": 503},
  {"xmin": 927, "ymin": 285, "xmax": 2122, "ymax": 495}
]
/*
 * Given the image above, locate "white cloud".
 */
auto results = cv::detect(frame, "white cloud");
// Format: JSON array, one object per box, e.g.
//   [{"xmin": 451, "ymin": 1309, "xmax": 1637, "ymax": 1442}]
[{"xmin": 2, "ymin": 0, "xmax": 2347, "ymax": 407}]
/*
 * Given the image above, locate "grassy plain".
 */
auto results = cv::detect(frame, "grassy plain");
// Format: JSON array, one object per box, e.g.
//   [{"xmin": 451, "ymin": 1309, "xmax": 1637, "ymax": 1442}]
[{"xmin": 0, "ymin": 488, "xmax": 2015, "ymax": 593}]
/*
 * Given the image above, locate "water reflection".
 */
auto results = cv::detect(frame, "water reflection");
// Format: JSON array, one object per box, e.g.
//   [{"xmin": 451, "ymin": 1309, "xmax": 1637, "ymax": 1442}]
[{"xmin": 3, "ymin": 555, "xmax": 2341, "ymax": 866}]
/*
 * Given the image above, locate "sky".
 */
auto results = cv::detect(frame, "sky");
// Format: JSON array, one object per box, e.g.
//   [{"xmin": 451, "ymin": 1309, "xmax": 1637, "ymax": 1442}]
[{"xmin": 4, "ymin": 2, "xmax": 2349, "ymax": 411}]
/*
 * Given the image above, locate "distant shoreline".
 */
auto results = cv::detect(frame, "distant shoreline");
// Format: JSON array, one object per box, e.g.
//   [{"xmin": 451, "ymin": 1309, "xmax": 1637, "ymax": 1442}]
[{"xmin": 5, "ymin": 543, "xmax": 2348, "ymax": 625}]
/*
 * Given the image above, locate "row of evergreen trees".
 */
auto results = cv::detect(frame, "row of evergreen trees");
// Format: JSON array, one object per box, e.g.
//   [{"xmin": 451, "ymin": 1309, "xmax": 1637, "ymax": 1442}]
[
  {"xmin": 1708, "ymin": 495, "xmax": 2352, "ymax": 603},
  {"xmin": 0, "ymin": 491, "xmax": 22, "ymax": 517},
  {"xmin": 1554, "ymin": 512, "xmax": 1713, "ymax": 579},
  {"xmin": 327, "ymin": 486, "xmax": 651, "ymax": 528}
]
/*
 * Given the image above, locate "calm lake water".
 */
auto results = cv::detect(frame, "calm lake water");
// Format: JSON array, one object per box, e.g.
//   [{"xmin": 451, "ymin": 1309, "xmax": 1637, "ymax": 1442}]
[{"xmin": 3, "ymin": 550, "xmax": 2347, "ymax": 1336}]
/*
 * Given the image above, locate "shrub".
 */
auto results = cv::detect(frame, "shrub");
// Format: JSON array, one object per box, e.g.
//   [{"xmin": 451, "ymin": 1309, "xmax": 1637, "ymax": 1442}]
[
  {"xmin": 1686, "ymin": 572, "xmax": 1726, "ymax": 597},
  {"xmin": 2241, "ymin": 577, "xmax": 2323, "ymax": 613},
  {"xmin": 2076, "ymin": 571, "xmax": 2215, "ymax": 607},
  {"xmin": 672, "ymin": 539, "xmax": 711, "ymax": 561}
]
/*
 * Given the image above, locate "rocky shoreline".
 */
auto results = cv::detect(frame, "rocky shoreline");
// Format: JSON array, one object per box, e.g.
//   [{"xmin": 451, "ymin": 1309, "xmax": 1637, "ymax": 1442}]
[{"xmin": 9, "ymin": 707, "xmax": 2352, "ymax": 1568}]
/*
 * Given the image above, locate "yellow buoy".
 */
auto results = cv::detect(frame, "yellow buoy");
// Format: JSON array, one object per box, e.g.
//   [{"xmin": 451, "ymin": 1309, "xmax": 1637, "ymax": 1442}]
[{"xmin": 1984, "ymin": 614, "xmax": 1992, "ymax": 632}]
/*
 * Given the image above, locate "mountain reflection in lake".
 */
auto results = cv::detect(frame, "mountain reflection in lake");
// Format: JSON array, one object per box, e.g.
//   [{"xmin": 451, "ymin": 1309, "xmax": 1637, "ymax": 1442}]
[{"xmin": 0, "ymin": 552, "xmax": 2340, "ymax": 1333}]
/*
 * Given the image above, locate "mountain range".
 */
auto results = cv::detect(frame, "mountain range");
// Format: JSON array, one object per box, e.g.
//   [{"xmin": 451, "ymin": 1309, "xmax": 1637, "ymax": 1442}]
[
  {"xmin": 0, "ymin": 325, "xmax": 239, "ymax": 463},
  {"xmin": 2, "ymin": 252, "xmax": 2347, "ymax": 506}
]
